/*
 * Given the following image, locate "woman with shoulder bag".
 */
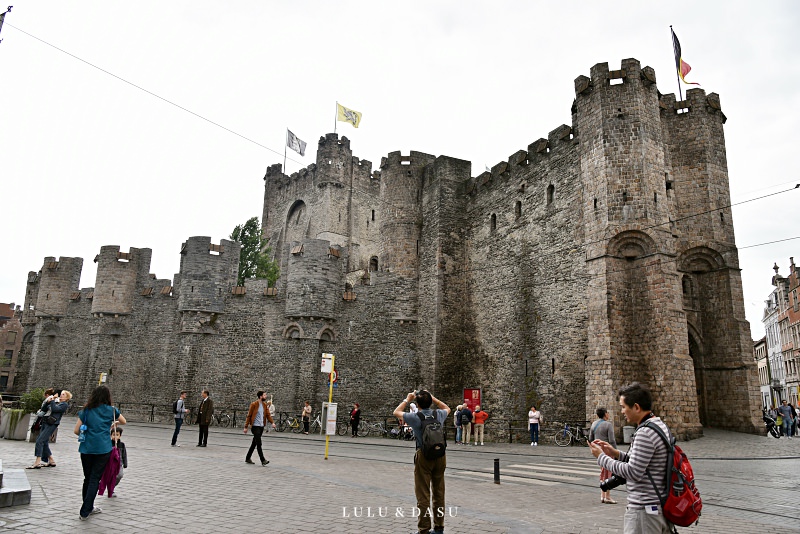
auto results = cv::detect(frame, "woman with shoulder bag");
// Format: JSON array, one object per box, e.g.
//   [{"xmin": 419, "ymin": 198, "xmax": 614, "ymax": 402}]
[
  {"xmin": 27, "ymin": 390, "xmax": 72, "ymax": 469},
  {"xmin": 73, "ymin": 385, "xmax": 126, "ymax": 521}
]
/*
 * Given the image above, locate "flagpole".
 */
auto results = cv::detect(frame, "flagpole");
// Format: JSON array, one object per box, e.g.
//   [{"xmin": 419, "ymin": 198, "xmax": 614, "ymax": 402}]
[
  {"xmin": 670, "ymin": 26, "xmax": 684, "ymax": 104},
  {"xmin": 283, "ymin": 128, "xmax": 288, "ymax": 175},
  {"xmin": 334, "ymin": 102, "xmax": 338, "ymax": 134}
]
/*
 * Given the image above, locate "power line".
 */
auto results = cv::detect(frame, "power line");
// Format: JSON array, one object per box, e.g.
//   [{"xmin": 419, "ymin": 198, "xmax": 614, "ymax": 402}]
[{"xmin": 6, "ymin": 22, "xmax": 303, "ymax": 166}]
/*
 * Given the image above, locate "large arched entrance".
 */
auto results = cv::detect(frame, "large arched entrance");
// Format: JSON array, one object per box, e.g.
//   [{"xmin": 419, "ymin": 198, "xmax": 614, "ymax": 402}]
[{"xmin": 687, "ymin": 327, "xmax": 706, "ymax": 426}]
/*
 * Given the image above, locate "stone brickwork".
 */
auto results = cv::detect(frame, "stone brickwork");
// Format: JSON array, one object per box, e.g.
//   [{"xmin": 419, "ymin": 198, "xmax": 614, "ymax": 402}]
[{"xmin": 14, "ymin": 57, "xmax": 762, "ymax": 439}]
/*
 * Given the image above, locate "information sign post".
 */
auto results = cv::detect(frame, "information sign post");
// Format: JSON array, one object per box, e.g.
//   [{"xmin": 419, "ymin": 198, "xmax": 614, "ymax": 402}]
[{"xmin": 321, "ymin": 353, "xmax": 335, "ymax": 459}]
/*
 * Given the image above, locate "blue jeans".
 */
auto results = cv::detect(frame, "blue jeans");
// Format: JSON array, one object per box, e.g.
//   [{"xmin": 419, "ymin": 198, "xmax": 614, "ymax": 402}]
[
  {"xmin": 80, "ymin": 452, "xmax": 110, "ymax": 518},
  {"xmin": 455, "ymin": 425, "xmax": 462, "ymax": 443},
  {"xmin": 34, "ymin": 423, "xmax": 58, "ymax": 460},
  {"xmin": 783, "ymin": 418, "xmax": 794, "ymax": 437},
  {"xmin": 172, "ymin": 418, "xmax": 183, "ymax": 445},
  {"xmin": 530, "ymin": 423, "xmax": 539, "ymax": 443}
]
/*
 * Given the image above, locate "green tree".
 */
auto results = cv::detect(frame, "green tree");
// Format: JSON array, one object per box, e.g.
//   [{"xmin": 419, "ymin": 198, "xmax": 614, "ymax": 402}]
[{"xmin": 230, "ymin": 217, "xmax": 280, "ymax": 287}]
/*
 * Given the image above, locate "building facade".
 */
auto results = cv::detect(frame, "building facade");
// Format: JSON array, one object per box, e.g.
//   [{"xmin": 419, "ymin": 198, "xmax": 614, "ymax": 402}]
[
  {"xmin": 0, "ymin": 303, "xmax": 22, "ymax": 392},
  {"xmin": 14, "ymin": 58, "xmax": 763, "ymax": 438}
]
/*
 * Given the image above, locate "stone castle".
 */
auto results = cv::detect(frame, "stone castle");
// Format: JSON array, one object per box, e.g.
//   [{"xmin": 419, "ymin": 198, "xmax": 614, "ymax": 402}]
[{"xmin": 15, "ymin": 58, "xmax": 763, "ymax": 438}]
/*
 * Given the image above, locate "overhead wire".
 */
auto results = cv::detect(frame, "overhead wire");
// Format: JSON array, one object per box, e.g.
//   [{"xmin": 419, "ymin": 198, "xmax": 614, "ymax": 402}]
[{"xmin": 5, "ymin": 22, "xmax": 304, "ymax": 166}]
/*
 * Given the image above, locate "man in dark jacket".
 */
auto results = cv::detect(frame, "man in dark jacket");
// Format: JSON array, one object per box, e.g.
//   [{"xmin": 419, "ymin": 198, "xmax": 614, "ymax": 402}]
[{"xmin": 196, "ymin": 390, "xmax": 213, "ymax": 447}]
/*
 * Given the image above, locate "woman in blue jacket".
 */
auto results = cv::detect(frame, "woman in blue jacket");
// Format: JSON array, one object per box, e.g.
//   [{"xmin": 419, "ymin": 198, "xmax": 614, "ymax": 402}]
[
  {"xmin": 73, "ymin": 385, "xmax": 126, "ymax": 521},
  {"xmin": 27, "ymin": 390, "xmax": 72, "ymax": 469}
]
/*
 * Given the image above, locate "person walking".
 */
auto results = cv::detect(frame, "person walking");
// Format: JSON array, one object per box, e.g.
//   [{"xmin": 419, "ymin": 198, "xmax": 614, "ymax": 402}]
[
  {"xmin": 302, "ymin": 401, "xmax": 312, "ymax": 434},
  {"xmin": 73, "ymin": 385, "xmax": 126, "ymax": 521},
  {"xmin": 196, "ymin": 390, "xmax": 213, "ymax": 447},
  {"xmin": 589, "ymin": 407, "xmax": 617, "ymax": 504},
  {"xmin": 589, "ymin": 382, "xmax": 672, "ymax": 533},
  {"xmin": 528, "ymin": 405, "xmax": 541, "ymax": 446},
  {"xmin": 28, "ymin": 390, "xmax": 72, "ymax": 469},
  {"xmin": 393, "ymin": 390, "xmax": 451, "ymax": 534},
  {"xmin": 243, "ymin": 390, "xmax": 276, "ymax": 465},
  {"xmin": 171, "ymin": 390, "xmax": 189, "ymax": 447},
  {"xmin": 472, "ymin": 405, "xmax": 489, "ymax": 445},
  {"xmin": 350, "ymin": 403, "xmax": 361, "ymax": 437}
]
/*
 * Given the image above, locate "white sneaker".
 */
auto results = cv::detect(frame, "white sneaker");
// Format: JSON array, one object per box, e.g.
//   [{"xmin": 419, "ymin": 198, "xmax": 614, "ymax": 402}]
[
  {"xmin": 90, "ymin": 507, "xmax": 103, "ymax": 515},
  {"xmin": 534, "ymin": 442, "xmax": 538, "ymax": 446},
  {"xmin": 531, "ymin": 442, "xmax": 535, "ymax": 446}
]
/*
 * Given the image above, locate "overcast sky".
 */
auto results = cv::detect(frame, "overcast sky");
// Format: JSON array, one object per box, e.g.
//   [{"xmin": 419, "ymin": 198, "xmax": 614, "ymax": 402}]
[{"xmin": 2, "ymin": 1, "xmax": 798, "ymax": 339}]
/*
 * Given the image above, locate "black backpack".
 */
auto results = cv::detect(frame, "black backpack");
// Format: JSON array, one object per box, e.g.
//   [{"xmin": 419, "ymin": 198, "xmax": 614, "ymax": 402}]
[
  {"xmin": 417, "ymin": 412, "xmax": 447, "ymax": 460},
  {"xmin": 172, "ymin": 400, "xmax": 179, "ymax": 414}
]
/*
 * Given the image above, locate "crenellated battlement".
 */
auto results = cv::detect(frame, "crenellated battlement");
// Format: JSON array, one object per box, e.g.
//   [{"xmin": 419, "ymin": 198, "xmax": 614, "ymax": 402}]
[
  {"xmin": 660, "ymin": 88, "xmax": 725, "ymax": 122},
  {"xmin": 467, "ymin": 123, "xmax": 577, "ymax": 196}
]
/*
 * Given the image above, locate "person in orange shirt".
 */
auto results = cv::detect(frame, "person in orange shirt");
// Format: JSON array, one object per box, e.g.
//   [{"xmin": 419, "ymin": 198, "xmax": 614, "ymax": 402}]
[{"xmin": 472, "ymin": 405, "xmax": 489, "ymax": 445}]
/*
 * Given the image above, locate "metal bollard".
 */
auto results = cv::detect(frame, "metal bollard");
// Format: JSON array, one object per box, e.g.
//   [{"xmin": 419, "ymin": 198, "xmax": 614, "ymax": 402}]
[{"xmin": 494, "ymin": 458, "xmax": 500, "ymax": 484}]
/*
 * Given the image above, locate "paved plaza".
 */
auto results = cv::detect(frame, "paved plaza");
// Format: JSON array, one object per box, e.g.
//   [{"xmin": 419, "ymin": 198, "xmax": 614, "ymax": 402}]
[{"xmin": 0, "ymin": 419, "xmax": 799, "ymax": 533}]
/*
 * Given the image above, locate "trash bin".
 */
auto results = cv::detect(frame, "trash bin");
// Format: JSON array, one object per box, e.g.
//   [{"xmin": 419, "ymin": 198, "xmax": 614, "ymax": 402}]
[{"xmin": 622, "ymin": 425, "xmax": 635, "ymax": 444}]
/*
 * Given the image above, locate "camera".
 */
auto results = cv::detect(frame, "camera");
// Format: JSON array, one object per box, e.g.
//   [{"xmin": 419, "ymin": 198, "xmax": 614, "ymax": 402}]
[{"xmin": 599, "ymin": 474, "xmax": 627, "ymax": 492}]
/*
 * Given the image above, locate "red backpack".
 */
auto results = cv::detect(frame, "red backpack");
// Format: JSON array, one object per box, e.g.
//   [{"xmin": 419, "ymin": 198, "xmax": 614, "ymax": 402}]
[{"xmin": 643, "ymin": 422, "xmax": 702, "ymax": 529}]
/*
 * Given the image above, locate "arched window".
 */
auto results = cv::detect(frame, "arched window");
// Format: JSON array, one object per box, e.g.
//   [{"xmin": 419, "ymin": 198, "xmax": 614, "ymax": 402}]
[{"xmin": 546, "ymin": 184, "xmax": 555, "ymax": 205}]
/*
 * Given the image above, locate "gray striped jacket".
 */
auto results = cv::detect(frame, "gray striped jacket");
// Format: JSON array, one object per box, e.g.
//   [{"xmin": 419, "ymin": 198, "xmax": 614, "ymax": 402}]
[{"xmin": 597, "ymin": 416, "xmax": 669, "ymax": 506}]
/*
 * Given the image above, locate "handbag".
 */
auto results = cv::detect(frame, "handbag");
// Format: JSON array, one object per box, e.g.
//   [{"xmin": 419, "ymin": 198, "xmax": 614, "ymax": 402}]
[
  {"xmin": 45, "ymin": 415, "xmax": 58, "ymax": 425},
  {"xmin": 31, "ymin": 417, "xmax": 42, "ymax": 432}
]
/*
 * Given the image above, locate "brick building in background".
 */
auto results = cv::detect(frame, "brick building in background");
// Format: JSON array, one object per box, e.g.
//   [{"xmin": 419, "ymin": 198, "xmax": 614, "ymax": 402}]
[
  {"xmin": 0, "ymin": 303, "xmax": 22, "ymax": 392},
  {"xmin": 13, "ymin": 58, "xmax": 762, "ymax": 440},
  {"xmin": 764, "ymin": 259, "xmax": 800, "ymax": 405}
]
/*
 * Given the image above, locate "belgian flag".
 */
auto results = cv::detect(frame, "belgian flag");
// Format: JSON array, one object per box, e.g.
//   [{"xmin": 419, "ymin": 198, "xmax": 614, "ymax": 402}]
[{"xmin": 671, "ymin": 28, "xmax": 700, "ymax": 86}]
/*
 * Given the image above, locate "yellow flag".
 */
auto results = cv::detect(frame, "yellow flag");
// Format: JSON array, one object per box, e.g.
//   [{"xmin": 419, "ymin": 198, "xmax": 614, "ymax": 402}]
[{"xmin": 336, "ymin": 103, "xmax": 362, "ymax": 128}]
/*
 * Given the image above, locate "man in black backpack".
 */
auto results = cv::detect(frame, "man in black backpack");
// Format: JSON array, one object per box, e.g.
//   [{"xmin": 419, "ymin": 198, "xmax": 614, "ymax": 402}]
[{"xmin": 393, "ymin": 390, "xmax": 451, "ymax": 534}]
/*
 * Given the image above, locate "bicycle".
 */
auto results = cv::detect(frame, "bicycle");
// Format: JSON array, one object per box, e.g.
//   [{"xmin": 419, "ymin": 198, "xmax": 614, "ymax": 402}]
[
  {"xmin": 553, "ymin": 422, "xmax": 589, "ymax": 447},
  {"xmin": 209, "ymin": 412, "xmax": 232, "ymax": 428},
  {"xmin": 278, "ymin": 415, "xmax": 303, "ymax": 433},
  {"xmin": 308, "ymin": 414, "xmax": 322, "ymax": 434},
  {"xmin": 361, "ymin": 420, "xmax": 390, "ymax": 438}
]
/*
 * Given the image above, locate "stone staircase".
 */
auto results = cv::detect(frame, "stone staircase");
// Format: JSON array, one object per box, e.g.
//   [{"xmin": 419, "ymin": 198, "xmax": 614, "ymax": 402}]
[{"xmin": 0, "ymin": 459, "xmax": 31, "ymax": 507}]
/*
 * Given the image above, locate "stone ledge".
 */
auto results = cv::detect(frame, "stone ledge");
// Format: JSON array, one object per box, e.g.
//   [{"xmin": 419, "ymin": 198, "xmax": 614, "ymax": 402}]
[{"xmin": 0, "ymin": 469, "xmax": 31, "ymax": 507}]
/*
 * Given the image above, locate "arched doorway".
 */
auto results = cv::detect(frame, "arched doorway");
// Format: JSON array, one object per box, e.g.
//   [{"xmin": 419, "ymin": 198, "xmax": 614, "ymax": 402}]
[{"xmin": 687, "ymin": 327, "xmax": 706, "ymax": 426}]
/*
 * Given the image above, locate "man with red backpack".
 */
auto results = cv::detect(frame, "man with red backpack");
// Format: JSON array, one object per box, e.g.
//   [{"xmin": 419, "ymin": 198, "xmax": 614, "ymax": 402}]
[{"xmin": 589, "ymin": 382, "xmax": 672, "ymax": 534}]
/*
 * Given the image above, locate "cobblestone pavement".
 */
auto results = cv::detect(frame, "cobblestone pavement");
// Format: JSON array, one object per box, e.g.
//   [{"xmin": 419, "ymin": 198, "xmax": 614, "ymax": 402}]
[{"xmin": 0, "ymin": 419, "xmax": 798, "ymax": 533}]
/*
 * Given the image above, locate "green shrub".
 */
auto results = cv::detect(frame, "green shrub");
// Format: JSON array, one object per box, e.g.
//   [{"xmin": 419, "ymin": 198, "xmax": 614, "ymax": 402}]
[{"xmin": 20, "ymin": 388, "xmax": 46, "ymax": 413}]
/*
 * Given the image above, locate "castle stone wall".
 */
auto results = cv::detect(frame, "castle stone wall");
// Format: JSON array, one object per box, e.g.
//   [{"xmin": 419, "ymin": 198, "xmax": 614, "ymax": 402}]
[{"xmin": 13, "ymin": 57, "xmax": 762, "ymax": 439}]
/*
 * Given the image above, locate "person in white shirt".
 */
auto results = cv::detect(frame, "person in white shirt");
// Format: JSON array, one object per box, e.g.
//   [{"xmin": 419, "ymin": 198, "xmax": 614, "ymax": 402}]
[{"xmin": 528, "ymin": 405, "xmax": 541, "ymax": 446}]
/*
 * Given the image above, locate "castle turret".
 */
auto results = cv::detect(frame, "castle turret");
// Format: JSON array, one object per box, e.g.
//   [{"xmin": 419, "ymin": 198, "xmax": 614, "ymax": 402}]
[
  {"xmin": 577, "ymin": 59, "xmax": 701, "ymax": 439},
  {"xmin": 176, "ymin": 237, "xmax": 240, "ymax": 314},
  {"xmin": 661, "ymin": 88, "xmax": 761, "ymax": 433},
  {"xmin": 284, "ymin": 239, "xmax": 342, "ymax": 319},
  {"xmin": 34, "ymin": 256, "xmax": 83, "ymax": 318},
  {"xmin": 378, "ymin": 150, "xmax": 435, "ymax": 278},
  {"xmin": 91, "ymin": 246, "xmax": 151, "ymax": 316}
]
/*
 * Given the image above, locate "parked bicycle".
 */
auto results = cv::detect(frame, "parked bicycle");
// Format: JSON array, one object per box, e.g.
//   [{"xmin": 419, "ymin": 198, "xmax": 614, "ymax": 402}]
[
  {"xmin": 209, "ymin": 412, "xmax": 233, "ymax": 428},
  {"xmin": 308, "ymin": 414, "xmax": 322, "ymax": 434},
  {"xmin": 277, "ymin": 414, "xmax": 303, "ymax": 433},
  {"xmin": 553, "ymin": 422, "xmax": 589, "ymax": 447}
]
